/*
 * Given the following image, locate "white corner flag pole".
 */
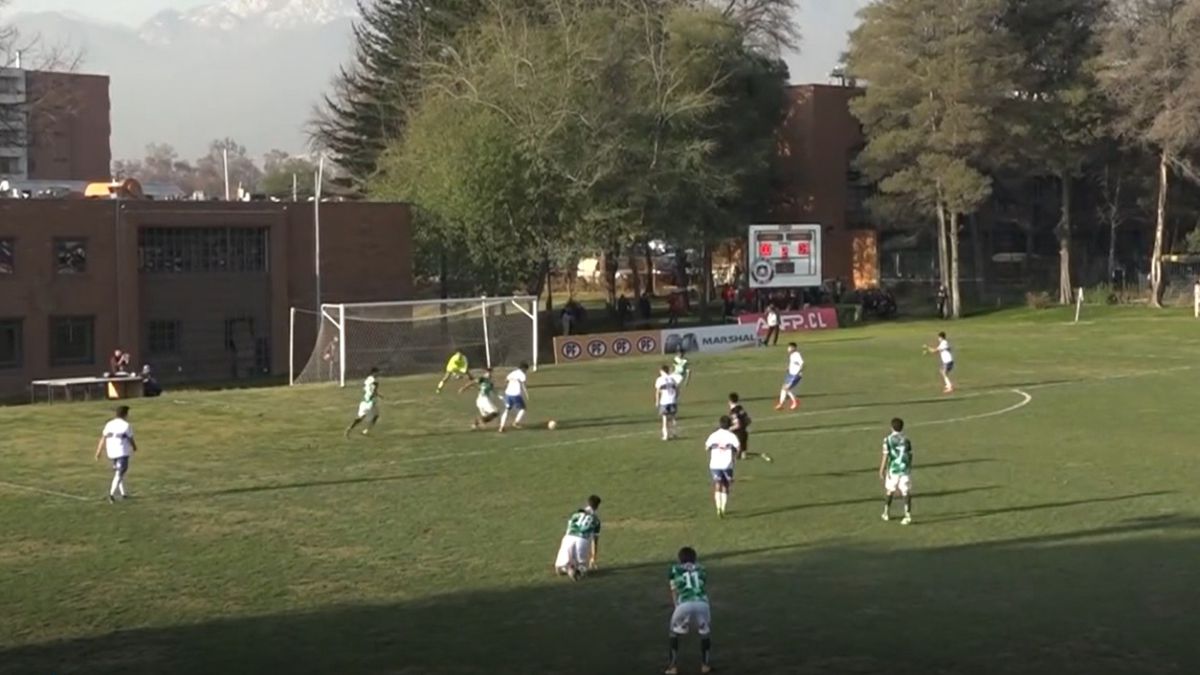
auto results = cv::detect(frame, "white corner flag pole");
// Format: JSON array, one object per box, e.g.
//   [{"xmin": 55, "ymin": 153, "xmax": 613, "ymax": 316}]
[{"xmin": 1074, "ymin": 287, "xmax": 1084, "ymax": 324}]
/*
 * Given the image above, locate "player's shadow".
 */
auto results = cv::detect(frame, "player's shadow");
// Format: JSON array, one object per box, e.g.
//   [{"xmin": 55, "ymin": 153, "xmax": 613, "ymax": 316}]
[
  {"xmin": 7, "ymin": 515, "xmax": 1199, "ymax": 674},
  {"xmin": 734, "ymin": 392, "xmax": 847, "ymax": 404},
  {"xmin": 751, "ymin": 419, "xmax": 882, "ymax": 435},
  {"xmin": 190, "ymin": 473, "xmax": 434, "ymax": 498},
  {"xmin": 916, "ymin": 490, "xmax": 1175, "ymax": 525},
  {"xmin": 562, "ymin": 414, "xmax": 653, "ymax": 431},
  {"xmin": 807, "ymin": 458, "xmax": 996, "ymax": 477},
  {"xmin": 735, "ymin": 486, "xmax": 1001, "ymax": 519},
  {"xmin": 987, "ymin": 377, "xmax": 1081, "ymax": 390}
]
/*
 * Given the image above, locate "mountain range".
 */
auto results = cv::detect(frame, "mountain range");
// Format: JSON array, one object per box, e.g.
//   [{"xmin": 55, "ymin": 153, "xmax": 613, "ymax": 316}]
[
  {"xmin": 9, "ymin": 0, "xmax": 360, "ymax": 160},
  {"xmin": 8, "ymin": 0, "xmax": 850, "ymax": 164}
]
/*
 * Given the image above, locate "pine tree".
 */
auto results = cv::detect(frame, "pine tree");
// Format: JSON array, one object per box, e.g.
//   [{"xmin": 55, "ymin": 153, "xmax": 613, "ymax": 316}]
[{"xmin": 311, "ymin": 0, "xmax": 489, "ymax": 188}]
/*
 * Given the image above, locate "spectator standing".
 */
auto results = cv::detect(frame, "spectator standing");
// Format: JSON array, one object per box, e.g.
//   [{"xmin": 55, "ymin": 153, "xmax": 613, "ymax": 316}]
[
  {"xmin": 638, "ymin": 292, "xmax": 653, "ymax": 322},
  {"xmin": 764, "ymin": 305, "xmax": 781, "ymax": 346},
  {"xmin": 667, "ymin": 293, "xmax": 682, "ymax": 327},
  {"xmin": 561, "ymin": 304, "xmax": 575, "ymax": 336},
  {"xmin": 722, "ymin": 285, "xmax": 736, "ymax": 320},
  {"xmin": 617, "ymin": 294, "xmax": 632, "ymax": 329},
  {"xmin": 936, "ymin": 285, "xmax": 948, "ymax": 320},
  {"xmin": 108, "ymin": 349, "xmax": 131, "ymax": 375}
]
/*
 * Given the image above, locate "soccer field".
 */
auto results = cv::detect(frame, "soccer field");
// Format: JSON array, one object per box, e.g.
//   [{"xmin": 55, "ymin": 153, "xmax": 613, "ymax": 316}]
[{"xmin": 2, "ymin": 307, "xmax": 1198, "ymax": 675}]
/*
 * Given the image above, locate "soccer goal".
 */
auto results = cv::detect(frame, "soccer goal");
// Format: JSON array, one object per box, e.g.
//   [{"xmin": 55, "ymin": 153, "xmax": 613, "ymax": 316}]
[{"xmin": 291, "ymin": 296, "xmax": 539, "ymax": 387}]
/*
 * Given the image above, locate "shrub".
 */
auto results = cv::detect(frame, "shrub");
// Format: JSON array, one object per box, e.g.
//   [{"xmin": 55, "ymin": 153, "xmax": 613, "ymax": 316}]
[{"xmin": 1025, "ymin": 291, "xmax": 1053, "ymax": 309}]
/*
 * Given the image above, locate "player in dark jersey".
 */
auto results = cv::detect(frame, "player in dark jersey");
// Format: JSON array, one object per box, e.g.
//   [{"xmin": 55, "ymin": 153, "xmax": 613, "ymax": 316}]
[{"xmin": 728, "ymin": 393, "xmax": 772, "ymax": 462}]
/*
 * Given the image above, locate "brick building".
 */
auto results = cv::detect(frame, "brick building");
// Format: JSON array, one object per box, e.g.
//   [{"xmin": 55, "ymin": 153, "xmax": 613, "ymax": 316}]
[
  {"xmin": 770, "ymin": 84, "xmax": 878, "ymax": 289},
  {"xmin": 0, "ymin": 200, "xmax": 412, "ymax": 398},
  {"xmin": 0, "ymin": 68, "xmax": 111, "ymax": 182}
]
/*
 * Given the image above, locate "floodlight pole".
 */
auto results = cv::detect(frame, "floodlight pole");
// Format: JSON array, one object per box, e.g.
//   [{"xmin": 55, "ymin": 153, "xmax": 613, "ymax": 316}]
[
  {"xmin": 338, "ymin": 303, "xmax": 347, "ymax": 388},
  {"xmin": 288, "ymin": 307, "xmax": 296, "ymax": 386},
  {"xmin": 314, "ymin": 157, "xmax": 324, "ymax": 315}
]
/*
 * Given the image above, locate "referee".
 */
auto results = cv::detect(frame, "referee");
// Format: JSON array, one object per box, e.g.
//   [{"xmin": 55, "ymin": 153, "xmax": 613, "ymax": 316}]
[{"xmin": 728, "ymin": 393, "xmax": 772, "ymax": 463}]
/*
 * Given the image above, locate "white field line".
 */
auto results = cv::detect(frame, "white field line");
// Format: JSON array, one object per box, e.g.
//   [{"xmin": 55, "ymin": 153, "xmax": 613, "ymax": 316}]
[
  {"xmin": 401, "ymin": 364, "xmax": 1194, "ymax": 466},
  {"xmin": 0, "ymin": 480, "xmax": 91, "ymax": 501},
  {"xmin": 402, "ymin": 389, "xmax": 1030, "ymax": 465},
  {"xmin": 25, "ymin": 364, "xmax": 1190, "ymax": 500}
]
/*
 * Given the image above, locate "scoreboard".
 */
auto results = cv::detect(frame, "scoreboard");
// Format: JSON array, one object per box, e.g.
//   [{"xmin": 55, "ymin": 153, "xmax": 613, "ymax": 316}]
[{"xmin": 747, "ymin": 224, "xmax": 822, "ymax": 289}]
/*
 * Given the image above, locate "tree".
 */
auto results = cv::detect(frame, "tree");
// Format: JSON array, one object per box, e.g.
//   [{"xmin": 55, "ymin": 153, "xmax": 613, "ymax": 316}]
[
  {"xmin": 1004, "ymin": 0, "xmax": 1109, "ymax": 304},
  {"xmin": 315, "ymin": 0, "xmax": 795, "ymax": 192},
  {"xmin": 260, "ymin": 151, "xmax": 319, "ymax": 198},
  {"xmin": 702, "ymin": 0, "xmax": 801, "ymax": 52},
  {"xmin": 847, "ymin": 0, "xmax": 1016, "ymax": 318},
  {"xmin": 1099, "ymin": 0, "xmax": 1200, "ymax": 307},
  {"xmin": 112, "ymin": 143, "xmax": 198, "ymax": 192},
  {"xmin": 373, "ymin": 0, "xmax": 787, "ymax": 301},
  {"xmin": 311, "ymin": 0, "xmax": 495, "ymax": 188},
  {"xmin": 194, "ymin": 139, "xmax": 263, "ymax": 198}
]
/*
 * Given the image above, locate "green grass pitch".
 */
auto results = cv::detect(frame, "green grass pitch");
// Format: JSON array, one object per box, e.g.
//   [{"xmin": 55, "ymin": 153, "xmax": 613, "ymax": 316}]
[{"xmin": 2, "ymin": 307, "xmax": 1199, "ymax": 675}]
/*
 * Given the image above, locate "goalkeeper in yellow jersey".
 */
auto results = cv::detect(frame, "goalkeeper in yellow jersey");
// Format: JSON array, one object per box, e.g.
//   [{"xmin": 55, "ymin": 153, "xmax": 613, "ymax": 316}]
[{"xmin": 436, "ymin": 350, "xmax": 470, "ymax": 393}]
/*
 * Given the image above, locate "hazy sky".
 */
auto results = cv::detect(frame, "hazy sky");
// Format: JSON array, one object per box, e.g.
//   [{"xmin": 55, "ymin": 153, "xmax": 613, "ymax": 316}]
[
  {"xmin": 8, "ymin": 0, "xmax": 208, "ymax": 23},
  {"xmin": 7, "ymin": 0, "xmax": 869, "ymax": 83}
]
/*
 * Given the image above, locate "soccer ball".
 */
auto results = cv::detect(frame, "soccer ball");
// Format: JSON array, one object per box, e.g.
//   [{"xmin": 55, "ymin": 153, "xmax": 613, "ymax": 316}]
[{"xmin": 547, "ymin": 420, "xmax": 558, "ymax": 430}]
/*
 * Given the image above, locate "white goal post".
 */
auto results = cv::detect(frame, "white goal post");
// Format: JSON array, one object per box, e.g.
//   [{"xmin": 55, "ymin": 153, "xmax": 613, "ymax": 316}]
[{"xmin": 291, "ymin": 296, "xmax": 539, "ymax": 387}]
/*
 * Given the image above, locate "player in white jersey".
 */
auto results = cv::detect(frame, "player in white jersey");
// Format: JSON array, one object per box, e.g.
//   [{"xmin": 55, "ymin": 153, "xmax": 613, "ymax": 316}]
[
  {"xmin": 924, "ymin": 331, "xmax": 955, "ymax": 393},
  {"xmin": 775, "ymin": 342, "xmax": 804, "ymax": 411},
  {"xmin": 94, "ymin": 405, "xmax": 138, "ymax": 503},
  {"xmin": 498, "ymin": 362, "xmax": 530, "ymax": 432},
  {"xmin": 655, "ymin": 364, "xmax": 681, "ymax": 441},
  {"xmin": 705, "ymin": 416, "xmax": 740, "ymax": 518}
]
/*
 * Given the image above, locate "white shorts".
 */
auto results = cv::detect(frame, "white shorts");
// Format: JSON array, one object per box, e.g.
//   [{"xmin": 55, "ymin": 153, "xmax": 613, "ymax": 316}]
[
  {"xmin": 357, "ymin": 402, "xmax": 378, "ymax": 419},
  {"xmin": 885, "ymin": 473, "xmax": 911, "ymax": 495},
  {"xmin": 476, "ymin": 396, "xmax": 498, "ymax": 417},
  {"xmin": 554, "ymin": 534, "xmax": 592, "ymax": 570},
  {"xmin": 670, "ymin": 601, "xmax": 712, "ymax": 636}
]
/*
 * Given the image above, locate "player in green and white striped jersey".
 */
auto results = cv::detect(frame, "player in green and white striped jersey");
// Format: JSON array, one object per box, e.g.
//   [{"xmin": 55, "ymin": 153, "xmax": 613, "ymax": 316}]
[
  {"xmin": 664, "ymin": 546, "xmax": 712, "ymax": 675},
  {"xmin": 344, "ymin": 371, "xmax": 381, "ymax": 438},
  {"xmin": 673, "ymin": 348, "xmax": 691, "ymax": 388},
  {"xmin": 458, "ymin": 367, "xmax": 500, "ymax": 429},
  {"xmin": 878, "ymin": 417, "xmax": 914, "ymax": 525},
  {"xmin": 553, "ymin": 495, "xmax": 602, "ymax": 580}
]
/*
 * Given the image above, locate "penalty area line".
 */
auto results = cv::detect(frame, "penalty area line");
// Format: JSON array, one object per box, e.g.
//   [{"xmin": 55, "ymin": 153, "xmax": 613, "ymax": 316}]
[{"xmin": 0, "ymin": 480, "xmax": 92, "ymax": 501}]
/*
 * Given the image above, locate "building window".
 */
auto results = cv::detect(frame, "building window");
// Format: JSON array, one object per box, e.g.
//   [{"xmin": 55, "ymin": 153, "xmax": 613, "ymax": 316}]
[
  {"xmin": 0, "ymin": 157, "xmax": 20, "ymax": 176},
  {"xmin": 138, "ymin": 227, "xmax": 269, "ymax": 274},
  {"xmin": 50, "ymin": 316, "xmax": 95, "ymax": 366},
  {"xmin": 148, "ymin": 320, "xmax": 181, "ymax": 355},
  {"xmin": 0, "ymin": 319, "xmax": 21, "ymax": 369},
  {"xmin": 54, "ymin": 238, "xmax": 87, "ymax": 274},
  {"xmin": 0, "ymin": 238, "xmax": 12, "ymax": 274}
]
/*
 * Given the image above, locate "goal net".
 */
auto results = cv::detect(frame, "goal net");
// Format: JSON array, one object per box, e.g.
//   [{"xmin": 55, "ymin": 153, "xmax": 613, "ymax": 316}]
[{"xmin": 291, "ymin": 296, "xmax": 539, "ymax": 387}]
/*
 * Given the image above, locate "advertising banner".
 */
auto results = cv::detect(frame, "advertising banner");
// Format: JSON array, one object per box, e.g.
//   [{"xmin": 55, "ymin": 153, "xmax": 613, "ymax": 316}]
[
  {"xmin": 737, "ymin": 307, "xmax": 839, "ymax": 336},
  {"xmin": 661, "ymin": 324, "xmax": 760, "ymax": 354},
  {"xmin": 553, "ymin": 331, "xmax": 662, "ymax": 364}
]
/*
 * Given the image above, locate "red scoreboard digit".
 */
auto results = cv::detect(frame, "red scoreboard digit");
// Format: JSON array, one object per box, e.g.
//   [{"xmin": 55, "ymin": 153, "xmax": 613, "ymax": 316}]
[
  {"xmin": 797, "ymin": 242, "xmax": 811, "ymax": 256},
  {"xmin": 758, "ymin": 242, "xmax": 773, "ymax": 257}
]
